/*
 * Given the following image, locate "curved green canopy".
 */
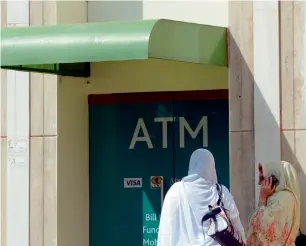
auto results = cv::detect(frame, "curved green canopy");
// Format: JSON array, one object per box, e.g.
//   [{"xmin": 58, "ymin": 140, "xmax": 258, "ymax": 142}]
[{"xmin": 1, "ymin": 19, "xmax": 227, "ymax": 77}]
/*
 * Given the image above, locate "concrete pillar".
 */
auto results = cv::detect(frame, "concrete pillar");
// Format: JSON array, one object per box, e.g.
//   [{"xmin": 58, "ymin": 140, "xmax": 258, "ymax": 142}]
[
  {"xmin": 280, "ymin": 1, "xmax": 306, "ymax": 233},
  {"xmin": 0, "ymin": 2, "xmax": 7, "ymax": 246},
  {"xmin": 29, "ymin": 2, "xmax": 88, "ymax": 246},
  {"xmin": 293, "ymin": 1, "xmax": 306, "ymax": 232},
  {"xmin": 253, "ymin": 0, "xmax": 281, "ymax": 204},
  {"xmin": 228, "ymin": 0, "xmax": 255, "ymax": 228},
  {"xmin": 229, "ymin": 0, "xmax": 306, "ymax": 232},
  {"xmin": 5, "ymin": 1, "xmax": 30, "ymax": 246},
  {"xmin": 0, "ymin": 1, "xmax": 59, "ymax": 246},
  {"xmin": 29, "ymin": 2, "xmax": 58, "ymax": 246},
  {"xmin": 56, "ymin": 3, "xmax": 88, "ymax": 246}
]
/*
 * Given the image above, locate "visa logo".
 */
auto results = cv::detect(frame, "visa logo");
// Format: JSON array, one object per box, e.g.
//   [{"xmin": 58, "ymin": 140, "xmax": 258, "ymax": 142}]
[{"xmin": 124, "ymin": 178, "xmax": 142, "ymax": 188}]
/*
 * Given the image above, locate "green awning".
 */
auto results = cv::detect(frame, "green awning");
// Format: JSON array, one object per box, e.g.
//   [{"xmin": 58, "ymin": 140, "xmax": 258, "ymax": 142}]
[{"xmin": 1, "ymin": 19, "xmax": 227, "ymax": 77}]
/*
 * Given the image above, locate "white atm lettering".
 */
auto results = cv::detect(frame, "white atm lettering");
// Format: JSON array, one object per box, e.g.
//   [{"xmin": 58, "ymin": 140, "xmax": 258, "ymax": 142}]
[
  {"xmin": 179, "ymin": 116, "xmax": 208, "ymax": 148},
  {"xmin": 129, "ymin": 118, "xmax": 153, "ymax": 149},
  {"xmin": 143, "ymin": 238, "xmax": 157, "ymax": 246},
  {"xmin": 154, "ymin": 117, "xmax": 174, "ymax": 148},
  {"xmin": 129, "ymin": 116, "xmax": 208, "ymax": 149}
]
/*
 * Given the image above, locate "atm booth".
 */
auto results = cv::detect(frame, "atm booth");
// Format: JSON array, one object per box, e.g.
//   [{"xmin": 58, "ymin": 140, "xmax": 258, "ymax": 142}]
[
  {"xmin": 89, "ymin": 91, "xmax": 229, "ymax": 245},
  {"xmin": 1, "ymin": 19, "xmax": 229, "ymax": 246}
]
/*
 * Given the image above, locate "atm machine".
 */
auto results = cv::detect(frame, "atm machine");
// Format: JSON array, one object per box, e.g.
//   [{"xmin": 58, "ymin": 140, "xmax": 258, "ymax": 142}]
[{"xmin": 89, "ymin": 97, "xmax": 229, "ymax": 246}]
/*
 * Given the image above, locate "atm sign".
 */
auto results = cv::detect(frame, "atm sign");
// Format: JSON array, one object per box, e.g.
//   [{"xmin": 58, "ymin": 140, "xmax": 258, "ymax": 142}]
[{"xmin": 150, "ymin": 176, "xmax": 163, "ymax": 189}]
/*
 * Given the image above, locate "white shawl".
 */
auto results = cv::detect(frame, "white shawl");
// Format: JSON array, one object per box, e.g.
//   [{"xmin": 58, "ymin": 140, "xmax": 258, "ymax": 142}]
[{"xmin": 157, "ymin": 149, "xmax": 245, "ymax": 246}]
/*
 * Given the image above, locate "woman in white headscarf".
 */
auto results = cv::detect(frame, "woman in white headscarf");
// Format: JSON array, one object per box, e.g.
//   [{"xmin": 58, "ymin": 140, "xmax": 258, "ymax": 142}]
[{"xmin": 157, "ymin": 148, "xmax": 245, "ymax": 246}]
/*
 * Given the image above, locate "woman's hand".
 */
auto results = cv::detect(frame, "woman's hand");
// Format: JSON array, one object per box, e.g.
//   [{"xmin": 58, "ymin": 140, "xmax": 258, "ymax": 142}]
[{"xmin": 259, "ymin": 177, "xmax": 276, "ymax": 205}]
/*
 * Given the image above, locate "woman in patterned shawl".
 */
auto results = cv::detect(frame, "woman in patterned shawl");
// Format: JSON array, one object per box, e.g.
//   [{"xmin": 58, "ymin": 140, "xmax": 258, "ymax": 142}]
[{"xmin": 247, "ymin": 161, "xmax": 300, "ymax": 246}]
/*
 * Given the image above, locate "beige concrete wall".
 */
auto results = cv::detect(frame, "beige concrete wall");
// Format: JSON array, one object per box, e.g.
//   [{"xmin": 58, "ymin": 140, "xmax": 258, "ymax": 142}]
[
  {"xmin": 1, "ymin": 1, "xmax": 31, "ymax": 246},
  {"xmin": 29, "ymin": 2, "xmax": 59, "ymax": 246},
  {"xmin": 29, "ymin": 1, "xmax": 89, "ymax": 246},
  {"xmin": 89, "ymin": 60, "xmax": 228, "ymax": 94},
  {"xmin": 0, "ymin": 2, "xmax": 7, "ymax": 246},
  {"xmin": 0, "ymin": 1, "xmax": 61, "ymax": 245},
  {"xmin": 88, "ymin": 0, "xmax": 228, "ymax": 27},
  {"xmin": 56, "ymin": 2, "xmax": 89, "ymax": 246},
  {"xmin": 253, "ymin": 1, "xmax": 282, "ymax": 205},
  {"xmin": 229, "ymin": 0, "xmax": 306, "ymax": 233},
  {"xmin": 280, "ymin": 1, "xmax": 306, "ymax": 232},
  {"xmin": 57, "ymin": 76, "xmax": 89, "ymax": 246},
  {"xmin": 228, "ymin": 0, "xmax": 255, "ymax": 229}
]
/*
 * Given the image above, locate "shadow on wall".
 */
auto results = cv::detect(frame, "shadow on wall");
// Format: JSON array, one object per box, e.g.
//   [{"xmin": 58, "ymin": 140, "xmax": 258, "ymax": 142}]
[{"xmin": 228, "ymin": 32, "xmax": 306, "ymax": 233}]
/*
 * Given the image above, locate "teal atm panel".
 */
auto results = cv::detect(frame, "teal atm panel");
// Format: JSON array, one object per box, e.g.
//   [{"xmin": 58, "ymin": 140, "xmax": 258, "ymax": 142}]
[
  {"xmin": 89, "ymin": 102, "xmax": 174, "ymax": 246},
  {"xmin": 89, "ymin": 98, "xmax": 229, "ymax": 246}
]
